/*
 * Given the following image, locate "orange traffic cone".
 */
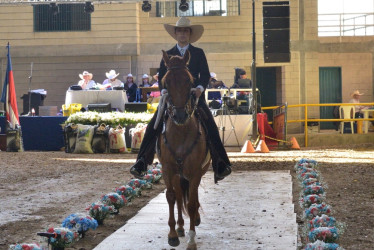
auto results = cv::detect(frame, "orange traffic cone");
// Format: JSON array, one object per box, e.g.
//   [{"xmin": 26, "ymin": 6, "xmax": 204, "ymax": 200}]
[
  {"xmin": 241, "ymin": 140, "xmax": 255, "ymax": 153},
  {"xmin": 255, "ymin": 140, "xmax": 270, "ymax": 153},
  {"xmin": 290, "ymin": 137, "xmax": 300, "ymax": 150}
]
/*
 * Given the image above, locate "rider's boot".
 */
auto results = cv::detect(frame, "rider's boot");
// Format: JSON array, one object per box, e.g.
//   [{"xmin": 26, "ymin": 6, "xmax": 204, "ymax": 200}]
[{"xmin": 130, "ymin": 157, "xmax": 148, "ymax": 179}]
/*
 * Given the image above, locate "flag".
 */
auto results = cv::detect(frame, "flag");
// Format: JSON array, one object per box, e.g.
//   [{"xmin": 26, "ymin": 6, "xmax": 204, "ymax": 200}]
[{"xmin": 1, "ymin": 42, "xmax": 20, "ymax": 129}]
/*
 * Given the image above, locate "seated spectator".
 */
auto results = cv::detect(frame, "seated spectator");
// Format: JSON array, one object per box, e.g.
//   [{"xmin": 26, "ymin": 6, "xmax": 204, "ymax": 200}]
[
  {"xmin": 78, "ymin": 71, "xmax": 97, "ymax": 90},
  {"xmin": 147, "ymin": 74, "xmax": 161, "ymax": 104},
  {"xmin": 349, "ymin": 90, "xmax": 368, "ymax": 118},
  {"xmin": 208, "ymin": 72, "xmax": 227, "ymax": 89},
  {"xmin": 207, "ymin": 72, "xmax": 227, "ymax": 101},
  {"xmin": 102, "ymin": 70, "xmax": 124, "ymax": 90},
  {"xmin": 140, "ymin": 74, "xmax": 151, "ymax": 87},
  {"xmin": 124, "ymin": 73, "xmax": 138, "ymax": 102}
]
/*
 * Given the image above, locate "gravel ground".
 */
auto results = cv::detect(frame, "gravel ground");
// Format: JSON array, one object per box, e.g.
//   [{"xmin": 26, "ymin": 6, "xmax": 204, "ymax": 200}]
[{"xmin": 0, "ymin": 144, "xmax": 373, "ymax": 249}]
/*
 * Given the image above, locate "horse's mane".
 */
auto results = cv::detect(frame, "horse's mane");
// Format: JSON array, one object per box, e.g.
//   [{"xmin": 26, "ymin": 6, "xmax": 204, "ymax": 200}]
[{"xmin": 161, "ymin": 55, "xmax": 194, "ymax": 86}]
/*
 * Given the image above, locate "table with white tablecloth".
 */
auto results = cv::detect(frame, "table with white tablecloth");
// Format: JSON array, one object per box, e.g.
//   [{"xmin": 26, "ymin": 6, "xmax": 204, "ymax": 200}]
[{"xmin": 65, "ymin": 90, "xmax": 128, "ymax": 111}]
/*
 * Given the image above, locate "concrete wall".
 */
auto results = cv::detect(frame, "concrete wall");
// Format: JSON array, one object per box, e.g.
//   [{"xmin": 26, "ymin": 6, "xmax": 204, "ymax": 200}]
[
  {"xmin": 319, "ymin": 36, "xmax": 374, "ymax": 103},
  {"xmin": 0, "ymin": 0, "xmax": 372, "ymax": 135}
]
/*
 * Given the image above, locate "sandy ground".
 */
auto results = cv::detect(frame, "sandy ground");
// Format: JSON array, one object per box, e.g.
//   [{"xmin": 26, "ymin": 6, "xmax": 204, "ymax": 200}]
[{"xmin": 0, "ymin": 144, "xmax": 373, "ymax": 249}]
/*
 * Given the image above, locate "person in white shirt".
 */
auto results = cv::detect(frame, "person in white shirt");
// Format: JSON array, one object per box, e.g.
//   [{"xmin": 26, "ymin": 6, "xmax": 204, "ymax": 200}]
[
  {"xmin": 349, "ymin": 90, "xmax": 367, "ymax": 118},
  {"xmin": 78, "ymin": 71, "xmax": 96, "ymax": 90},
  {"xmin": 102, "ymin": 70, "xmax": 124, "ymax": 90}
]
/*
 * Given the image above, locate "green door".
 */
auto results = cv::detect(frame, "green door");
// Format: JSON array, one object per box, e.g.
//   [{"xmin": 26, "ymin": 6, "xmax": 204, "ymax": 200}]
[
  {"xmin": 256, "ymin": 67, "xmax": 277, "ymax": 121},
  {"xmin": 319, "ymin": 67, "xmax": 342, "ymax": 129}
]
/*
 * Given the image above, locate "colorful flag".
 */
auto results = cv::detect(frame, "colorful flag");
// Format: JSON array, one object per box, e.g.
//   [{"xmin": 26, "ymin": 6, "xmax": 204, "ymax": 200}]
[{"xmin": 1, "ymin": 42, "xmax": 20, "ymax": 129}]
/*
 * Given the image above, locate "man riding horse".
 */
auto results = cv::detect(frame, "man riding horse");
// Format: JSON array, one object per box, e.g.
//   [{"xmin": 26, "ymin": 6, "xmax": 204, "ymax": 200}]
[{"xmin": 130, "ymin": 17, "xmax": 231, "ymax": 183}]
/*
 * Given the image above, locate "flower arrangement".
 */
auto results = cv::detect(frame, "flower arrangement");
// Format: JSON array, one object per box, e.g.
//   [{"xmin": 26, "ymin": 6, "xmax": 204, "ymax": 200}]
[
  {"xmin": 302, "ymin": 178, "xmax": 320, "ymax": 187},
  {"xmin": 304, "ymin": 185, "xmax": 325, "ymax": 196},
  {"xmin": 61, "ymin": 213, "xmax": 98, "ymax": 237},
  {"xmin": 147, "ymin": 168, "xmax": 162, "ymax": 176},
  {"xmin": 308, "ymin": 215, "xmax": 337, "ymax": 230},
  {"xmin": 86, "ymin": 202, "xmax": 115, "ymax": 224},
  {"xmin": 300, "ymin": 194, "xmax": 324, "ymax": 208},
  {"xmin": 128, "ymin": 178, "xmax": 151, "ymax": 189},
  {"xmin": 101, "ymin": 193, "xmax": 127, "ymax": 212},
  {"xmin": 65, "ymin": 111, "xmax": 153, "ymax": 127},
  {"xmin": 9, "ymin": 243, "xmax": 45, "ymax": 250},
  {"xmin": 308, "ymin": 227, "xmax": 339, "ymax": 243},
  {"xmin": 115, "ymin": 185, "xmax": 138, "ymax": 200},
  {"xmin": 304, "ymin": 240, "xmax": 341, "ymax": 250},
  {"xmin": 143, "ymin": 173, "xmax": 162, "ymax": 184},
  {"xmin": 44, "ymin": 227, "xmax": 79, "ymax": 248}
]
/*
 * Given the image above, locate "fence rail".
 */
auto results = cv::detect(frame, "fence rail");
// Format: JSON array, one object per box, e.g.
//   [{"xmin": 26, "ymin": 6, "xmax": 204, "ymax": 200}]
[
  {"xmin": 319, "ymin": 12, "xmax": 374, "ymax": 36},
  {"xmin": 262, "ymin": 103, "xmax": 374, "ymax": 147}
]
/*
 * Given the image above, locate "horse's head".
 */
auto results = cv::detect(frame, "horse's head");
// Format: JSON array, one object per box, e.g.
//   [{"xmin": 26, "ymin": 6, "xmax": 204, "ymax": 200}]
[{"xmin": 162, "ymin": 50, "xmax": 195, "ymax": 125}]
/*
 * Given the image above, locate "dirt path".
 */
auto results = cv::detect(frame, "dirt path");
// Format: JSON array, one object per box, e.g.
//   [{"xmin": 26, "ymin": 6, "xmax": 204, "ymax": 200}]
[{"xmin": 0, "ymin": 144, "xmax": 373, "ymax": 249}]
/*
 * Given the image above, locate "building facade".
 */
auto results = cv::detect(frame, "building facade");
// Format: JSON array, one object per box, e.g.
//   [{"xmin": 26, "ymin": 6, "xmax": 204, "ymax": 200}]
[{"xmin": 0, "ymin": 0, "xmax": 373, "ymax": 132}]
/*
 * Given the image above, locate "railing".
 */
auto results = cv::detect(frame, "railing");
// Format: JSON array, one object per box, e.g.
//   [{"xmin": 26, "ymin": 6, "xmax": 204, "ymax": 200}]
[
  {"xmin": 319, "ymin": 12, "xmax": 374, "ymax": 36},
  {"xmin": 262, "ymin": 103, "xmax": 374, "ymax": 147}
]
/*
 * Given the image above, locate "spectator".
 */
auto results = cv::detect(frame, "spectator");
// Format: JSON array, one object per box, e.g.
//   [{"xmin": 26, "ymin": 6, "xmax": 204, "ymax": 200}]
[
  {"xmin": 124, "ymin": 73, "xmax": 138, "ymax": 102},
  {"xmin": 102, "ymin": 70, "xmax": 123, "ymax": 89},
  {"xmin": 77, "ymin": 71, "xmax": 96, "ymax": 90}
]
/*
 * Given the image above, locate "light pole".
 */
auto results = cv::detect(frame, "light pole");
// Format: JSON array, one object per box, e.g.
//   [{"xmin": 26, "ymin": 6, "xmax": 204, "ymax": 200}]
[{"xmin": 251, "ymin": 0, "xmax": 258, "ymax": 138}]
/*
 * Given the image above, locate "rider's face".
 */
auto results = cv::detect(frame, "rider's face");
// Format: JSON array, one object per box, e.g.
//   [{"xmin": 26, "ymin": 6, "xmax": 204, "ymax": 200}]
[{"xmin": 175, "ymin": 27, "xmax": 191, "ymax": 45}]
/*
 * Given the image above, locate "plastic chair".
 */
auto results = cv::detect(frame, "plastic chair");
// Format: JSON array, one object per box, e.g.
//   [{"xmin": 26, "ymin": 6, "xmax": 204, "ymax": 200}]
[{"xmin": 339, "ymin": 106, "xmax": 355, "ymax": 134}]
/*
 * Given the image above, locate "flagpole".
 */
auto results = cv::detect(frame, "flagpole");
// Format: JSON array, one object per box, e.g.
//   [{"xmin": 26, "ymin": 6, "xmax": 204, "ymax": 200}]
[{"xmin": 28, "ymin": 62, "xmax": 33, "ymax": 115}]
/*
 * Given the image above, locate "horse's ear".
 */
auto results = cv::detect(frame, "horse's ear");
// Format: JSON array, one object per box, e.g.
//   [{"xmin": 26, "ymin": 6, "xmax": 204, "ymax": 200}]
[
  {"xmin": 162, "ymin": 50, "xmax": 170, "ymax": 67},
  {"xmin": 183, "ymin": 50, "xmax": 190, "ymax": 66}
]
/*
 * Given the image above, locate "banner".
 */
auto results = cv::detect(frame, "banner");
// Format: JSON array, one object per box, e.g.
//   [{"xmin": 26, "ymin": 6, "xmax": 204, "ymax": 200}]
[{"xmin": 1, "ymin": 42, "xmax": 20, "ymax": 129}]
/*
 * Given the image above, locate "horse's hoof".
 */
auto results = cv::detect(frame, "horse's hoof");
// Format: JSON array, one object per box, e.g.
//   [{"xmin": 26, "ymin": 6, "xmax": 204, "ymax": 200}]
[
  {"xmin": 187, "ymin": 243, "xmax": 197, "ymax": 250},
  {"xmin": 168, "ymin": 237, "xmax": 180, "ymax": 247},
  {"xmin": 177, "ymin": 227, "xmax": 185, "ymax": 237},
  {"xmin": 195, "ymin": 217, "xmax": 201, "ymax": 226}
]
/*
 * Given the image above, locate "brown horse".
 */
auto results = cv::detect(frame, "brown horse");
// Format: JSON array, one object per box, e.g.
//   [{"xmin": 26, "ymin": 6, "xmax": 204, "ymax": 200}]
[{"xmin": 157, "ymin": 50, "xmax": 211, "ymax": 249}]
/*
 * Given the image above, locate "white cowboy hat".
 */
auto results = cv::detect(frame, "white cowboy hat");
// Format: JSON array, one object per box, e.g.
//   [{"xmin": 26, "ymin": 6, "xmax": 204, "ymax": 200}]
[
  {"xmin": 351, "ymin": 90, "xmax": 364, "ymax": 97},
  {"xmin": 164, "ymin": 17, "xmax": 204, "ymax": 44},
  {"xmin": 127, "ymin": 73, "xmax": 133, "ymax": 78},
  {"xmin": 79, "ymin": 71, "xmax": 93, "ymax": 80},
  {"xmin": 106, "ymin": 70, "xmax": 119, "ymax": 80},
  {"xmin": 210, "ymin": 72, "xmax": 217, "ymax": 78},
  {"xmin": 142, "ymin": 74, "xmax": 149, "ymax": 79}
]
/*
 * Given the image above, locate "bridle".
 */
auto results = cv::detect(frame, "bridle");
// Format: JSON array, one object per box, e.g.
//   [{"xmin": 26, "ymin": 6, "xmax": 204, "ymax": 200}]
[
  {"xmin": 161, "ymin": 64, "xmax": 202, "ymax": 170},
  {"xmin": 164, "ymin": 65, "xmax": 197, "ymax": 124}
]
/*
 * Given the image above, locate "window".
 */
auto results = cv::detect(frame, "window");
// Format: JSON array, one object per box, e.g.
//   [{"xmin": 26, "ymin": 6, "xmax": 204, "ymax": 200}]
[
  {"xmin": 156, "ymin": 0, "xmax": 240, "ymax": 17},
  {"xmin": 34, "ymin": 4, "xmax": 91, "ymax": 32}
]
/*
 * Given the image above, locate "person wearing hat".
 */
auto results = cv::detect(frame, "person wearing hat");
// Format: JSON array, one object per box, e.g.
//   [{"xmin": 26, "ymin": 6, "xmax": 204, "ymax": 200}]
[
  {"xmin": 349, "ymin": 90, "xmax": 368, "ymax": 117},
  {"xmin": 208, "ymin": 72, "xmax": 227, "ymax": 89},
  {"xmin": 102, "ymin": 70, "xmax": 123, "ymax": 90},
  {"xmin": 78, "ymin": 71, "xmax": 97, "ymax": 90},
  {"xmin": 124, "ymin": 73, "xmax": 138, "ymax": 102},
  {"xmin": 130, "ymin": 17, "xmax": 231, "ymax": 183},
  {"xmin": 147, "ymin": 73, "xmax": 161, "ymax": 103}
]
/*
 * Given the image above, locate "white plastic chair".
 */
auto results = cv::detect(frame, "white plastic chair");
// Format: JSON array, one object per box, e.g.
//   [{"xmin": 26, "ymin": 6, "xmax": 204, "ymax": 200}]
[{"xmin": 339, "ymin": 106, "xmax": 355, "ymax": 134}]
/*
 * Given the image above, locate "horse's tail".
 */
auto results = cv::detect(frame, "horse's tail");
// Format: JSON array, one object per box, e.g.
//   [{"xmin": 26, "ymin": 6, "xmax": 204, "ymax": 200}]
[{"xmin": 180, "ymin": 176, "xmax": 189, "ymax": 215}]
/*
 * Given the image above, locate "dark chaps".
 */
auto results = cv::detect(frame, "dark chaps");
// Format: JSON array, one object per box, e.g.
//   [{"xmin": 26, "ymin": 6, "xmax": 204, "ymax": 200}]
[{"xmin": 136, "ymin": 97, "xmax": 230, "ymax": 172}]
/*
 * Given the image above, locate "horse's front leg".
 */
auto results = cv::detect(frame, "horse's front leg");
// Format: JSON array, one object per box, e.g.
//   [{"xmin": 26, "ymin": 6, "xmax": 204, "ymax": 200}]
[
  {"xmin": 166, "ymin": 188, "xmax": 180, "ymax": 247},
  {"xmin": 187, "ymin": 179, "xmax": 200, "ymax": 250},
  {"xmin": 173, "ymin": 176, "xmax": 185, "ymax": 237}
]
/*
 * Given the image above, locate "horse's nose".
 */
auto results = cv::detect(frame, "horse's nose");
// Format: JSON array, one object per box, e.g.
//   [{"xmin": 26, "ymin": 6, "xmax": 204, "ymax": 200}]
[{"xmin": 173, "ymin": 108, "xmax": 188, "ymax": 124}]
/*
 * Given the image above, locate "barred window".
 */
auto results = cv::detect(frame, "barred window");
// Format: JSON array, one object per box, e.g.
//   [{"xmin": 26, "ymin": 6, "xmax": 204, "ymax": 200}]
[
  {"xmin": 33, "ymin": 4, "xmax": 91, "ymax": 32},
  {"xmin": 156, "ymin": 0, "xmax": 240, "ymax": 17}
]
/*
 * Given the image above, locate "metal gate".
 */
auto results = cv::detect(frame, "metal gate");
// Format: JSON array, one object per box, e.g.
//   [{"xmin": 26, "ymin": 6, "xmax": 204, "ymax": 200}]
[{"xmin": 319, "ymin": 67, "xmax": 342, "ymax": 129}]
